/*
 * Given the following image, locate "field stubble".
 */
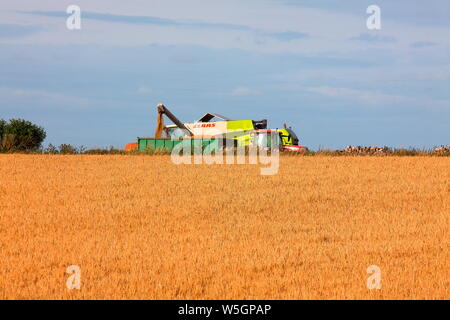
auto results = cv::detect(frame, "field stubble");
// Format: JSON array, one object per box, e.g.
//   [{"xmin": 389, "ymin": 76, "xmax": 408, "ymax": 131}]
[{"xmin": 0, "ymin": 155, "xmax": 448, "ymax": 299}]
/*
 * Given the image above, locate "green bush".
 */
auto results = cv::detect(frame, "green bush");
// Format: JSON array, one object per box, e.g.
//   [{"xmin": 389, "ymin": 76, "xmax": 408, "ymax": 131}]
[
  {"xmin": 84, "ymin": 146, "xmax": 125, "ymax": 155},
  {"xmin": 44, "ymin": 143, "xmax": 59, "ymax": 154},
  {"xmin": 42, "ymin": 144, "xmax": 86, "ymax": 154},
  {"xmin": 58, "ymin": 144, "xmax": 78, "ymax": 154},
  {"xmin": 0, "ymin": 119, "xmax": 46, "ymax": 151}
]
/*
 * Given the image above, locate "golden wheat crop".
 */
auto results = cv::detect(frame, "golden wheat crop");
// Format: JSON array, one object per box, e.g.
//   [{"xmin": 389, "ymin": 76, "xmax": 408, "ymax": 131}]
[{"xmin": 0, "ymin": 155, "xmax": 448, "ymax": 299}]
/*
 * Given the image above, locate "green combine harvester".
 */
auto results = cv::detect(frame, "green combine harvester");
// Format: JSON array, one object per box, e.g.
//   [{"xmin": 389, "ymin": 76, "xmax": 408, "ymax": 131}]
[{"xmin": 125, "ymin": 104, "xmax": 306, "ymax": 153}]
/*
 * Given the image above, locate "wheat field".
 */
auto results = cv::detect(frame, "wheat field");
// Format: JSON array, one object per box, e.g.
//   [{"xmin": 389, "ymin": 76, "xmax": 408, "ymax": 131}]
[{"xmin": 0, "ymin": 155, "xmax": 448, "ymax": 299}]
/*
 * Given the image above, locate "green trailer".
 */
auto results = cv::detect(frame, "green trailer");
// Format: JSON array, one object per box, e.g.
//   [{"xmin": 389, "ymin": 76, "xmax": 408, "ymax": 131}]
[{"xmin": 137, "ymin": 137, "xmax": 221, "ymax": 153}]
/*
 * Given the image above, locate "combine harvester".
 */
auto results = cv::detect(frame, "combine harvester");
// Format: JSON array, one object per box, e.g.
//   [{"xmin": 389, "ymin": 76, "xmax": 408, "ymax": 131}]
[{"xmin": 125, "ymin": 104, "xmax": 307, "ymax": 153}]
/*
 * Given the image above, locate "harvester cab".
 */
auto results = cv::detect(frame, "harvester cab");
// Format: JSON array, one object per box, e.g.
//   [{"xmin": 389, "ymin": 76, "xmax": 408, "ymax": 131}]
[{"xmin": 251, "ymin": 128, "xmax": 305, "ymax": 152}]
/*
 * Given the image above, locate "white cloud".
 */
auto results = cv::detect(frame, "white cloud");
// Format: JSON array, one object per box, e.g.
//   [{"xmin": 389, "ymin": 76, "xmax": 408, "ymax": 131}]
[
  {"xmin": 1, "ymin": 0, "xmax": 449, "ymax": 54},
  {"xmin": 231, "ymin": 87, "xmax": 261, "ymax": 96},
  {"xmin": 305, "ymin": 86, "xmax": 450, "ymax": 108},
  {"xmin": 136, "ymin": 85, "xmax": 151, "ymax": 94},
  {"xmin": 306, "ymin": 86, "xmax": 413, "ymax": 104},
  {"xmin": 0, "ymin": 86, "xmax": 92, "ymax": 108}
]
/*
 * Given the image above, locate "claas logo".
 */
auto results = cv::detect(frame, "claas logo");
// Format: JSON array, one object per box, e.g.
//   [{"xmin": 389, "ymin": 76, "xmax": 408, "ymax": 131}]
[{"xmin": 192, "ymin": 123, "xmax": 216, "ymax": 128}]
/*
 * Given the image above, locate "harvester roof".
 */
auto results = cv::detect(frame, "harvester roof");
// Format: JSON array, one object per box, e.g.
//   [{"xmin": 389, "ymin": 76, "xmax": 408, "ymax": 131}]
[{"xmin": 197, "ymin": 113, "xmax": 231, "ymax": 122}]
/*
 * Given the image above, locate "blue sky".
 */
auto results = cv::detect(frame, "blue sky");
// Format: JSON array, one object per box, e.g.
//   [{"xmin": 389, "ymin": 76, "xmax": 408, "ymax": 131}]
[{"xmin": 0, "ymin": 0, "xmax": 449, "ymax": 149}]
